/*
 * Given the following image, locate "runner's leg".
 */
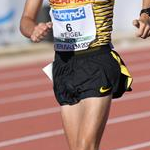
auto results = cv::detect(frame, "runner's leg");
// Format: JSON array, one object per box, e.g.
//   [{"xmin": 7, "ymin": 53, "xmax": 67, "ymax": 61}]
[
  {"xmin": 60, "ymin": 102, "xmax": 84, "ymax": 150},
  {"xmin": 76, "ymin": 95, "xmax": 112, "ymax": 150},
  {"xmin": 61, "ymin": 95, "xmax": 112, "ymax": 150}
]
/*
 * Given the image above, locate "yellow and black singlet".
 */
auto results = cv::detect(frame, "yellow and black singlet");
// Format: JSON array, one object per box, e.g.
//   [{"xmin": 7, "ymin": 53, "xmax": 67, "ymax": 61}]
[
  {"xmin": 49, "ymin": 0, "xmax": 114, "ymax": 49},
  {"xmin": 44, "ymin": 0, "xmax": 132, "ymax": 98}
]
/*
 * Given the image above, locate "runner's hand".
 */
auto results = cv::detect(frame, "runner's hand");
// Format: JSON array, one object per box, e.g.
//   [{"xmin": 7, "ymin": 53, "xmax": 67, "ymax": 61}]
[
  {"xmin": 31, "ymin": 22, "xmax": 52, "ymax": 42},
  {"xmin": 133, "ymin": 13, "xmax": 150, "ymax": 39}
]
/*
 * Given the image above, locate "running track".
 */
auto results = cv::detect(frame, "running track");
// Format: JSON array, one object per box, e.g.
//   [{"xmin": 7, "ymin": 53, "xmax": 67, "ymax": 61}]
[{"xmin": 0, "ymin": 47, "xmax": 150, "ymax": 150}]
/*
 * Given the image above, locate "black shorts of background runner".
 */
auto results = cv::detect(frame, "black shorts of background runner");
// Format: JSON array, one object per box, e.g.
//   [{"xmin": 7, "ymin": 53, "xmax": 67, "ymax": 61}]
[{"xmin": 52, "ymin": 44, "xmax": 132, "ymax": 106}]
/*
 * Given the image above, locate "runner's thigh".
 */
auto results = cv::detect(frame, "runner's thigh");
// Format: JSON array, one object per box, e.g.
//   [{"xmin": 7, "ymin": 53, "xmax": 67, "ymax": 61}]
[{"xmin": 76, "ymin": 95, "xmax": 112, "ymax": 149}]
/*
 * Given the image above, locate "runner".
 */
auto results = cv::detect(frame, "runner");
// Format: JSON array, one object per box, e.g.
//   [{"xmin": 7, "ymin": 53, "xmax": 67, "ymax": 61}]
[{"xmin": 20, "ymin": 0, "xmax": 150, "ymax": 149}]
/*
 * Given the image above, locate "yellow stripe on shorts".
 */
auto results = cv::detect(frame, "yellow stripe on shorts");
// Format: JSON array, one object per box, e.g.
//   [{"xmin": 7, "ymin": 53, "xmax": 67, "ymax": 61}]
[{"xmin": 111, "ymin": 51, "xmax": 133, "ymax": 89}]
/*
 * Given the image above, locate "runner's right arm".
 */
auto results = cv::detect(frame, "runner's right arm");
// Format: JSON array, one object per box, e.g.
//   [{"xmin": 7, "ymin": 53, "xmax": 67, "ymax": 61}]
[{"xmin": 20, "ymin": 0, "xmax": 52, "ymax": 42}]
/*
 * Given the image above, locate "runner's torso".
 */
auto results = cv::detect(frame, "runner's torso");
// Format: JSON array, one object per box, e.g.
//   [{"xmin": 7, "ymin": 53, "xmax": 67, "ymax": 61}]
[{"xmin": 49, "ymin": 0, "xmax": 114, "ymax": 51}]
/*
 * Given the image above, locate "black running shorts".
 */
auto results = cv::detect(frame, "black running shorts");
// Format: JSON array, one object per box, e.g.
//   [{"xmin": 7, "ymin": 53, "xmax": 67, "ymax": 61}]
[{"xmin": 52, "ymin": 45, "xmax": 132, "ymax": 106}]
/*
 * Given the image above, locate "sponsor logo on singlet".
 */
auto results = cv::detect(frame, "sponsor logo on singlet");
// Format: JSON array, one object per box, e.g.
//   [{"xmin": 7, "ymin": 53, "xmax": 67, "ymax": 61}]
[
  {"xmin": 51, "ymin": 0, "xmax": 109, "ymax": 5},
  {"xmin": 52, "ymin": 7, "xmax": 86, "ymax": 21}
]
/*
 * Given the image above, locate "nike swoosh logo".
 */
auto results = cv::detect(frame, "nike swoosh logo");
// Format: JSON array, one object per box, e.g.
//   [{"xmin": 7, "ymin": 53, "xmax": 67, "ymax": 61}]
[{"xmin": 100, "ymin": 87, "xmax": 111, "ymax": 93}]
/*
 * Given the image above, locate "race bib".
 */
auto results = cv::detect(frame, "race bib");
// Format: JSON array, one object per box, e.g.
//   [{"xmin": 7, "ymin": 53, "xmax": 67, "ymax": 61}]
[{"xmin": 50, "ymin": 4, "xmax": 96, "ymax": 51}]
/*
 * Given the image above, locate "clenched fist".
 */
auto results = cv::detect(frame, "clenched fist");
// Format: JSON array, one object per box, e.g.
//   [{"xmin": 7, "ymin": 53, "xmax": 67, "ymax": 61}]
[
  {"xmin": 133, "ymin": 13, "xmax": 150, "ymax": 39},
  {"xmin": 31, "ymin": 22, "xmax": 52, "ymax": 42}
]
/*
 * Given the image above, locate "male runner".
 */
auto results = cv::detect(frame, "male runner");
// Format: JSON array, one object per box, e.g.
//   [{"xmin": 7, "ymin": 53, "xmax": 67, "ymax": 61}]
[{"xmin": 20, "ymin": 0, "xmax": 150, "ymax": 150}]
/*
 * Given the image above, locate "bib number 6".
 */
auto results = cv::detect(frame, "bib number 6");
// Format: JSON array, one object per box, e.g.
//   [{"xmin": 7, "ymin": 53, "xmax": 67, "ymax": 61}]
[{"xmin": 66, "ymin": 24, "xmax": 72, "ymax": 32}]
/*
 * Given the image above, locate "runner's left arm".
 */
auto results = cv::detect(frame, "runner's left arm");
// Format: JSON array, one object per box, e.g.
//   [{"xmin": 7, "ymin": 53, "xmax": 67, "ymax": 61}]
[{"xmin": 133, "ymin": 0, "xmax": 150, "ymax": 39}]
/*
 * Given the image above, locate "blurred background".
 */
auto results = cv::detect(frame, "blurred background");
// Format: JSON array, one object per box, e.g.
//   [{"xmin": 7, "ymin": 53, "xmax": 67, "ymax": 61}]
[{"xmin": 0, "ymin": 0, "xmax": 150, "ymax": 150}]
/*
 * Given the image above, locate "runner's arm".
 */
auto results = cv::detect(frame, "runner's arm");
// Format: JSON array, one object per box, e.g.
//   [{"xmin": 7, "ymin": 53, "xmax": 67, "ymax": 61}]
[
  {"xmin": 143, "ymin": 0, "xmax": 150, "ymax": 8},
  {"xmin": 133, "ymin": 0, "xmax": 150, "ymax": 39},
  {"xmin": 20, "ymin": 0, "xmax": 52, "ymax": 42}
]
